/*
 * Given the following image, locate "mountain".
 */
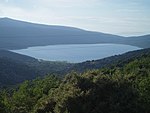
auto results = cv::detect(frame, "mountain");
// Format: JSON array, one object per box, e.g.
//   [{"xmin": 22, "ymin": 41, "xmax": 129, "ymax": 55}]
[
  {"xmin": 126, "ymin": 35, "xmax": 150, "ymax": 48},
  {"xmin": 0, "ymin": 17, "xmax": 150, "ymax": 49}
]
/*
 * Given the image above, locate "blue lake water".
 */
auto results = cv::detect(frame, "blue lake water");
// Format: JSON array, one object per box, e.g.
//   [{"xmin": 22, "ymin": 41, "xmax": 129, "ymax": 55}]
[{"xmin": 12, "ymin": 44, "xmax": 141, "ymax": 63}]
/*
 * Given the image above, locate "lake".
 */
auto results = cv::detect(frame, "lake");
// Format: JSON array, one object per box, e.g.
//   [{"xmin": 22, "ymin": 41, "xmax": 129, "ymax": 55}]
[{"xmin": 12, "ymin": 44, "xmax": 141, "ymax": 63}]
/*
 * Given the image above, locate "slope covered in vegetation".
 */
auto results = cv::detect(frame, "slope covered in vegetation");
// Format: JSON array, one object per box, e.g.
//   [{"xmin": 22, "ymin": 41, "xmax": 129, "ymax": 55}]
[
  {"xmin": 0, "ymin": 54, "xmax": 150, "ymax": 113},
  {"xmin": 0, "ymin": 50, "xmax": 72, "ymax": 87},
  {"xmin": 0, "ymin": 48, "xmax": 150, "ymax": 87}
]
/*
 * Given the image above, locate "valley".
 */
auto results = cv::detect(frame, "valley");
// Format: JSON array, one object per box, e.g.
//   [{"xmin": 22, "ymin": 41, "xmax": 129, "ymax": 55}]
[
  {"xmin": 0, "ymin": 48, "xmax": 150, "ymax": 113},
  {"xmin": 0, "ymin": 48, "xmax": 150, "ymax": 87},
  {"xmin": 0, "ymin": 17, "xmax": 150, "ymax": 113}
]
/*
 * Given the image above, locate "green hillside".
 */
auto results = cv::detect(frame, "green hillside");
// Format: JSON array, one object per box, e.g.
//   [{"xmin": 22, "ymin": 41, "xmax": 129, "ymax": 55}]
[
  {"xmin": 0, "ymin": 48, "xmax": 150, "ymax": 87},
  {"xmin": 0, "ymin": 57, "xmax": 38, "ymax": 88},
  {"xmin": 0, "ymin": 50, "xmax": 72, "ymax": 87},
  {"xmin": 0, "ymin": 51, "xmax": 150, "ymax": 113}
]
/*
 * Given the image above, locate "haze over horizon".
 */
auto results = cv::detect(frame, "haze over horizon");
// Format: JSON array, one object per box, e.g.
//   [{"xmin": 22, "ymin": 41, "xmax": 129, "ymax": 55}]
[{"xmin": 0, "ymin": 0, "xmax": 150, "ymax": 36}]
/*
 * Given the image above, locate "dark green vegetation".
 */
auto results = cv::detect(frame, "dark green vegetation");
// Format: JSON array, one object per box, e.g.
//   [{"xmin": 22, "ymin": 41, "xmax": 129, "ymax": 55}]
[
  {"xmin": 1, "ymin": 16, "xmax": 150, "ymax": 113},
  {"xmin": 0, "ymin": 17, "xmax": 150, "ymax": 49},
  {"xmin": 0, "ymin": 57, "xmax": 37, "ymax": 88},
  {"xmin": 0, "ymin": 50, "xmax": 72, "ymax": 87},
  {"xmin": 1, "ymin": 48, "xmax": 150, "ymax": 87},
  {"xmin": 0, "ymin": 52, "xmax": 150, "ymax": 113}
]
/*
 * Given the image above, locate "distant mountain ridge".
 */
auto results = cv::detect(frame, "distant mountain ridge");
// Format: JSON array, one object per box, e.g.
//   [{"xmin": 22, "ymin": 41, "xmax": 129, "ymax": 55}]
[{"xmin": 0, "ymin": 17, "xmax": 150, "ymax": 49}]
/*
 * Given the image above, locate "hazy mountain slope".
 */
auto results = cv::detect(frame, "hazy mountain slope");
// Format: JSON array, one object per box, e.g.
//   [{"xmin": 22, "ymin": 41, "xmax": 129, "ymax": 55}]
[
  {"xmin": 125, "ymin": 35, "xmax": 150, "ymax": 48},
  {"xmin": 0, "ymin": 18, "xmax": 149, "ymax": 49}
]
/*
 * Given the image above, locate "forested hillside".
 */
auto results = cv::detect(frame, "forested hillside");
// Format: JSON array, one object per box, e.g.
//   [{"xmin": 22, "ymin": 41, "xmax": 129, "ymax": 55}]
[
  {"xmin": 0, "ymin": 57, "xmax": 38, "ymax": 88},
  {"xmin": 0, "ymin": 50, "xmax": 72, "ymax": 87},
  {"xmin": 0, "ymin": 48, "xmax": 150, "ymax": 87},
  {"xmin": 0, "ymin": 53, "xmax": 150, "ymax": 113}
]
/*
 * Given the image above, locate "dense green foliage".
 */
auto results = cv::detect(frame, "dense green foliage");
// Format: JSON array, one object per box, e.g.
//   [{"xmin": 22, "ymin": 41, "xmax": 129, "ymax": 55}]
[
  {"xmin": 0, "ymin": 75, "xmax": 60, "ymax": 113},
  {"xmin": 0, "ymin": 50, "xmax": 72, "ymax": 87},
  {"xmin": 0, "ymin": 57, "xmax": 38, "ymax": 87},
  {"xmin": 0, "ymin": 55, "xmax": 150, "ymax": 113}
]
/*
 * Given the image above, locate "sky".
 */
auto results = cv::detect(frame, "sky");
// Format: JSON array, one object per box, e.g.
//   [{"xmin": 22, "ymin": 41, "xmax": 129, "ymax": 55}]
[{"xmin": 0, "ymin": 0, "xmax": 150, "ymax": 36}]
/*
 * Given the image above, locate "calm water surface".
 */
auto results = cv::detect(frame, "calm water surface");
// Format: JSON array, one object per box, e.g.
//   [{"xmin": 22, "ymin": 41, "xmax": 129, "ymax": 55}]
[{"xmin": 12, "ymin": 44, "xmax": 141, "ymax": 63}]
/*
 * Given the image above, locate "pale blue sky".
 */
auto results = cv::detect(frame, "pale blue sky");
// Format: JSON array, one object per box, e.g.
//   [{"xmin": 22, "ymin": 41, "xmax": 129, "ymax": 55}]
[{"xmin": 0, "ymin": 0, "xmax": 150, "ymax": 36}]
